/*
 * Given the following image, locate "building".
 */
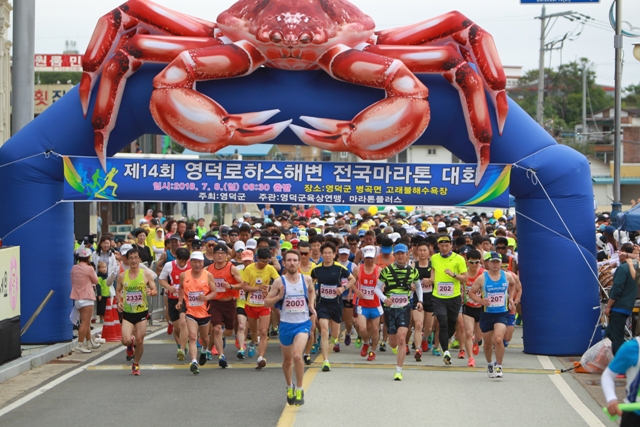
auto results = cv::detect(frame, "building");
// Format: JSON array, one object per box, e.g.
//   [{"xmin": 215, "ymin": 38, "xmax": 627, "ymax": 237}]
[{"xmin": 0, "ymin": 0, "xmax": 10, "ymax": 145}]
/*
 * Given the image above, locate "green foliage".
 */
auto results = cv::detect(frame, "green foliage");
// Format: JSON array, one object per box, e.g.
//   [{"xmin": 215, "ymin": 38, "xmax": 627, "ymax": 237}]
[
  {"xmin": 623, "ymin": 84, "xmax": 640, "ymax": 107},
  {"xmin": 35, "ymin": 72, "xmax": 82, "ymax": 85}
]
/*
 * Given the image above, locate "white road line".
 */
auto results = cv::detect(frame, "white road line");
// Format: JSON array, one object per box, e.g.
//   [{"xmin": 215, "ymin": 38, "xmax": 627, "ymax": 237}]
[
  {"xmin": 538, "ymin": 355, "xmax": 605, "ymax": 427},
  {"xmin": 0, "ymin": 328, "xmax": 165, "ymax": 418}
]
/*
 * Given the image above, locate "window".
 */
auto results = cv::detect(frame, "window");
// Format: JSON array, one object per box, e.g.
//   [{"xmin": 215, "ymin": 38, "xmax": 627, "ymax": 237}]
[{"xmin": 428, "ymin": 148, "xmax": 437, "ymax": 155}]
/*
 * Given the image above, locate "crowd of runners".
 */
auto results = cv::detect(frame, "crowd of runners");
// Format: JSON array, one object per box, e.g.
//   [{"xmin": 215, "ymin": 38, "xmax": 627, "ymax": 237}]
[{"xmin": 71, "ymin": 205, "xmax": 522, "ymax": 406}]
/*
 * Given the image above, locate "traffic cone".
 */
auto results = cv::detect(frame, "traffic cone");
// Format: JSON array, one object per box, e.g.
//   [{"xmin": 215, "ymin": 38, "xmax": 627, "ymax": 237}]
[
  {"xmin": 110, "ymin": 297, "xmax": 122, "ymax": 341},
  {"xmin": 102, "ymin": 297, "xmax": 118, "ymax": 342}
]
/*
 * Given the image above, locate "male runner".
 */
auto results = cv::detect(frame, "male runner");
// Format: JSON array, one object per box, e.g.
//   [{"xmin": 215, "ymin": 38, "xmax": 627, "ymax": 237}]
[
  {"xmin": 264, "ymin": 250, "xmax": 315, "ymax": 406},
  {"xmin": 207, "ymin": 243, "xmax": 243, "ymax": 368},
  {"xmin": 177, "ymin": 251, "xmax": 217, "ymax": 375},
  {"xmin": 156, "ymin": 235, "xmax": 182, "ymax": 334},
  {"xmin": 467, "ymin": 251, "xmax": 516, "ymax": 378},
  {"xmin": 158, "ymin": 247, "xmax": 190, "ymax": 361},
  {"xmin": 376, "ymin": 244, "xmax": 422, "ymax": 380},
  {"xmin": 116, "ymin": 248, "xmax": 158, "ymax": 375},
  {"xmin": 298, "ymin": 241, "xmax": 318, "ymax": 365},
  {"xmin": 462, "ymin": 249, "xmax": 484, "ymax": 368},
  {"xmin": 240, "ymin": 247, "xmax": 280, "ymax": 369},
  {"xmin": 337, "ymin": 245, "xmax": 358, "ymax": 349},
  {"xmin": 410, "ymin": 241, "xmax": 434, "ymax": 362},
  {"xmin": 431, "ymin": 235, "xmax": 468, "ymax": 365},
  {"xmin": 311, "ymin": 242, "xmax": 354, "ymax": 372},
  {"xmin": 354, "ymin": 246, "xmax": 382, "ymax": 361}
]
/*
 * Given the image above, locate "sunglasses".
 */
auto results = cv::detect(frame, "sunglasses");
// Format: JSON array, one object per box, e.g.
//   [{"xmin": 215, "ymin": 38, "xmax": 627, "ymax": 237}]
[
  {"xmin": 299, "ymin": 252, "xmax": 310, "ymax": 256},
  {"xmin": 207, "ymin": 243, "xmax": 216, "ymax": 247},
  {"xmin": 229, "ymin": 234, "xmax": 238, "ymax": 237},
  {"xmin": 468, "ymin": 260, "xmax": 481, "ymax": 264}
]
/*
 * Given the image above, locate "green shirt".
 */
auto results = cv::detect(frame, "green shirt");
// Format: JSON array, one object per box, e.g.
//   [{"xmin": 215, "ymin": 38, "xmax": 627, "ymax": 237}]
[{"xmin": 431, "ymin": 252, "xmax": 467, "ymax": 299}]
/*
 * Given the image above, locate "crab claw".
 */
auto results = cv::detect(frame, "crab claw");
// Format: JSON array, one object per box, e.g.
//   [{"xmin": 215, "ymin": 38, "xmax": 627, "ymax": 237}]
[
  {"xmin": 227, "ymin": 117, "xmax": 293, "ymax": 146},
  {"xmin": 289, "ymin": 122, "xmax": 349, "ymax": 152},
  {"xmin": 495, "ymin": 91, "xmax": 509, "ymax": 135},
  {"xmin": 476, "ymin": 141, "xmax": 490, "ymax": 186},
  {"xmin": 79, "ymin": 72, "xmax": 96, "ymax": 118},
  {"xmin": 94, "ymin": 129, "xmax": 109, "ymax": 172}
]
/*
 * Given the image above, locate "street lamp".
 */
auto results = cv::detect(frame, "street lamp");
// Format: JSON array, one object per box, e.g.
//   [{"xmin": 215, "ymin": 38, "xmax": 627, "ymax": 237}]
[{"xmin": 634, "ymin": 44, "xmax": 640, "ymax": 61}]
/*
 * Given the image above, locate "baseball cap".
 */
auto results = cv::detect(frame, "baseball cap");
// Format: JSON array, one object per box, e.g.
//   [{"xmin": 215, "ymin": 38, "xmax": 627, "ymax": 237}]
[
  {"xmin": 139, "ymin": 218, "xmax": 148, "ymax": 225},
  {"xmin": 358, "ymin": 229, "xmax": 366, "ymax": 236},
  {"xmin": 363, "ymin": 245, "xmax": 376, "ymax": 258},
  {"xmin": 169, "ymin": 234, "xmax": 182, "ymax": 242},
  {"xmin": 437, "ymin": 235, "xmax": 452, "ymax": 243},
  {"xmin": 394, "ymin": 244, "xmax": 409, "ymax": 253},
  {"xmin": 243, "ymin": 212, "xmax": 252, "ymax": 218},
  {"xmin": 458, "ymin": 245, "xmax": 472, "ymax": 255},
  {"xmin": 191, "ymin": 238, "xmax": 203, "ymax": 248},
  {"xmin": 388, "ymin": 232, "xmax": 401, "ymax": 242},
  {"xmin": 234, "ymin": 241, "xmax": 246, "ymax": 252},
  {"xmin": 76, "ymin": 247, "xmax": 92, "ymax": 258},
  {"xmin": 241, "ymin": 250, "xmax": 254, "ymax": 261},
  {"xmin": 603, "ymin": 225, "xmax": 616, "ymax": 234},
  {"xmin": 190, "ymin": 251, "xmax": 205, "ymax": 261},
  {"xmin": 380, "ymin": 222, "xmax": 388, "ymax": 228},
  {"xmin": 213, "ymin": 244, "xmax": 228, "ymax": 253},
  {"xmin": 487, "ymin": 251, "xmax": 501, "ymax": 262},
  {"xmin": 120, "ymin": 244, "xmax": 133, "ymax": 255},
  {"xmin": 437, "ymin": 222, "xmax": 447, "ymax": 229},
  {"xmin": 381, "ymin": 245, "xmax": 393, "ymax": 254},
  {"xmin": 220, "ymin": 226, "xmax": 229, "ymax": 236},
  {"xmin": 281, "ymin": 241, "xmax": 293, "ymax": 250},
  {"xmin": 246, "ymin": 239, "xmax": 257, "ymax": 250}
]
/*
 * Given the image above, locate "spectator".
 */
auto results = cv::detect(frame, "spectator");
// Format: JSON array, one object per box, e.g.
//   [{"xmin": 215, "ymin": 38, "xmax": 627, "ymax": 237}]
[
  {"xmin": 165, "ymin": 219, "xmax": 178, "ymax": 238},
  {"xmin": 261, "ymin": 204, "xmax": 274, "ymax": 218},
  {"xmin": 95, "ymin": 261, "xmax": 113, "ymax": 323},
  {"xmin": 70, "ymin": 248, "xmax": 100, "ymax": 353},
  {"xmin": 196, "ymin": 218, "xmax": 207, "ymax": 239},
  {"xmin": 156, "ymin": 210, "xmax": 166, "ymax": 225},
  {"xmin": 133, "ymin": 229, "xmax": 153, "ymax": 265},
  {"xmin": 144, "ymin": 209, "xmax": 154, "ymax": 222},
  {"xmin": 150, "ymin": 227, "xmax": 165, "ymax": 259}
]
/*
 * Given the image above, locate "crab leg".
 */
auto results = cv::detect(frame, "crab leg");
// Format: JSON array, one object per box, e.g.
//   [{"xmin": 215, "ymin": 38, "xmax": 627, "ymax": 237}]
[
  {"xmin": 375, "ymin": 11, "xmax": 508, "ymax": 134},
  {"xmin": 365, "ymin": 44, "xmax": 491, "ymax": 184},
  {"xmin": 150, "ymin": 40, "xmax": 291, "ymax": 155},
  {"xmin": 290, "ymin": 45, "xmax": 429, "ymax": 160},
  {"xmin": 80, "ymin": 0, "xmax": 217, "ymax": 116},
  {"xmin": 91, "ymin": 35, "xmax": 223, "ymax": 169}
]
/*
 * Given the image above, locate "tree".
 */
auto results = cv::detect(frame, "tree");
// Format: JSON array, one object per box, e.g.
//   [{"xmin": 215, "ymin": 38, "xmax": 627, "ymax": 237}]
[
  {"xmin": 623, "ymin": 84, "xmax": 640, "ymax": 107},
  {"xmin": 35, "ymin": 72, "xmax": 82, "ymax": 85}
]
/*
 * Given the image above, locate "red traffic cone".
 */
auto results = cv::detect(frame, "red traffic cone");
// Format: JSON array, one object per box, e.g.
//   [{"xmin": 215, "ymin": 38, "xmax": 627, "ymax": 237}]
[
  {"xmin": 111, "ymin": 297, "xmax": 122, "ymax": 342},
  {"xmin": 102, "ymin": 297, "xmax": 119, "ymax": 342}
]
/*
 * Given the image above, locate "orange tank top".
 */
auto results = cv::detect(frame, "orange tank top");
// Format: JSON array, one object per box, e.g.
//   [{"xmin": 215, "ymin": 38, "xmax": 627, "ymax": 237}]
[
  {"xmin": 183, "ymin": 270, "xmax": 211, "ymax": 318},
  {"xmin": 208, "ymin": 262, "xmax": 239, "ymax": 300}
]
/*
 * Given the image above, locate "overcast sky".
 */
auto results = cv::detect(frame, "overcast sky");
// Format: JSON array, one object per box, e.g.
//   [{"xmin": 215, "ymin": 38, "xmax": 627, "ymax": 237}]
[{"xmin": 16, "ymin": 0, "xmax": 640, "ymax": 87}]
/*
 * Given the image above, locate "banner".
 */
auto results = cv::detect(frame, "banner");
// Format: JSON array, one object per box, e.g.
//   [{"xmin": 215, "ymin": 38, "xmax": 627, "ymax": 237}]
[
  {"xmin": 63, "ymin": 156, "xmax": 511, "ymax": 207},
  {"xmin": 34, "ymin": 84, "xmax": 74, "ymax": 114},
  {"xmin": 0, "ymin": 247, "xmax": 20, "ymax": 322}
]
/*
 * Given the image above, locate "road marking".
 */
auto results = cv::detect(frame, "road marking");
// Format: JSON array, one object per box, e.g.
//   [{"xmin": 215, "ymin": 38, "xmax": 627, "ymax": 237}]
[
  {"xmin": 548, "ymin": 375, "xmax": 605, "ymax": 427},
  {"xmin": 0, "ymin": 328, "xmax": 165, "ymax": 419},
  {"xmin": 538, "ymin": 355, "xmax": 556, "ymax": 370},
  {"xmin": 276, "ymin": 368, "xmax": 319, "ymax": 427}
]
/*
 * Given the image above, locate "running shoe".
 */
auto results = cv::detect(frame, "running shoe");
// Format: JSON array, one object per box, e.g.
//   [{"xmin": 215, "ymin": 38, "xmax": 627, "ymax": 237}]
[
  {"xmin": 406, "ymin": 345, "xmax": 410, "ymax": 355},
  {"xmin": 355, "ymin": 338, "xmax": 362, "ymax": 349},
  {"xmin": 472, "ymin": 343, "xmax": 480, "ymax": 356},
  {"xmin": 286, "ymin": 386, "xmax": 296, "ymax": 406},
  {"xmin": 211, "ymin": 346, "xmax": 219, "ymax": 356},
  {"xmin": 458, "ymin": 349, "xmax": 466, "ymax": 359},
  {"xmin": 421, "ymin": 339, "xmax": 429, "ymax": 352},
  {"xmin": 503, "ymin": 340, "xmax": 510, "ymax": 348},
  {"xmin": 219, "ymin": 355, "xmax": 228, "ymax": 368},
  {"xmin": 126, "ymin": 336, "xmax": 135, "ymax": 361},
  {"xmin": 196, "ymin": 338, "xmax": 202, "ymax": 350},
  {"xmin": 443, "ymin": 351, "xmax": 452, "ymax": 365},
  {"xmin": 450, "ymin": 340, "xmax": 460, "ymax": 349},
  {"xmin": 310, "ymin": 343, "xmax": 319, "ymax": 354},
  {"xmin": 223, "ymin": 337, "xmax": 227, "ymax": 349},
  {"xmin": 515, "ymin": 314, "xmax": 522, "ymax": 326},
  {"xmin": 131, "ymin": 363, "xmax": 140, "ymax": 376},
  {"xmin": 206, "ymin": 350, "xmax": 213, "ymax": 361},
  {"xmin": 322, "ymin": 361, "xmax": 331, "ymax": 372},
  {"xmin": 360, "ymin": 343, "xmax": 370, "ymax": 358},
  {"xmin": 394, "ymin": 372, "xmax": 403, "ymax": 381},
  {"xmin": 177, "ymin": 348, "xmax": 185, "ymax": 361},
  {"xmin": 190, "ymin": 361, "xmax": 199, "ymax": 375},
  {"xmin": 270, "ymin": 327, "xmax": 279, "ymax": 337},
  {"xmin": 478, "ymin": 339, "xmax": 483, "ymax": 346},
  {"xmin": 487, "ymin": 362, "xmax": 496, "ymax": 378},
  {"xmin": 248, "ymin": 343, "xmax": 256, "ymax": 358},
  {"xmin": 345, "ymin": 334, "xmax": 351, "ymax": 346},
  {"xmin": 495, "ymin": 365, "xmax": 503, "ymax": 378},
  {"xmin": 411, "ymin": 342, "xmax": 416, "ymax": 350},
  {"xmin": 167, "ymin": 323, "xmax": 173, "ymax": 335},
  {"xmin": 237, "ymin": 349, "xmax": 245, "ymax": 360},
  {"xmin": 379, "ymin": 341, "xmax": 387, "ymax": 352},
  {"xmin": 199, "ymin": 350, "xmax": 207, "ymax": 366},
  {"xmin": 367, "ymin": 351, "xmax": 376, "ymax": 362},
  {"xmin": 303, "ymin": 354, "xmax": 311, "ymax": 365},
  {"xmin": 333, "ymin": 342, "xmax": 340, "ymax": 353},
  {"xmin": 75, "ymin": 342, "xmax": 91, "ymax": 354},
  {"xmin": 414, "ymin": 348, "xmax": 422, "ymax": 362},
  {"xmin": 391, "ymin": 346, "xmax": 398, "ymax": 355},
  {"xmin": 256, "ymin": 357, "xmax": 266, "ymax": 370},
  {"xmin": 295, "ymin": 389, "xmax": 305, "ymax": 406},
  {"xmin": 432, "ymin": 347, "xmax": 441, "ymax": 356},
  {"xmin": 467, "ymin": 357, "xmax": 476, "ymax": 368}
]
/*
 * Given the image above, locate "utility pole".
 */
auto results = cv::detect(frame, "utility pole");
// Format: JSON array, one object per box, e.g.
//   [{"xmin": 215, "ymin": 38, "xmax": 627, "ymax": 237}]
[
  {"xmin": 11, "ymin": 0, "xmax": 35, "ymax": 135},
  {"xmin": 582, "ymin": 62, "xmax": 587, "ymax": 143},
  {"xmin": 612, "ymin": 0, "xmax": 623, "ymax": 221},
  {"xmin": 534, "ymin": 6, "xmax": 575, "ymax": 126}
]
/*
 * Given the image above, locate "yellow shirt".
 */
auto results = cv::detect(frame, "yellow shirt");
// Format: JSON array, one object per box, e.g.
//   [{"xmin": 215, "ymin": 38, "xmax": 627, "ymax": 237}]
[
  {"xmin": 241, "ymin": 263, "xmax": 280, "ymax": 307},
  {"xmin": 431, "ymin": 252, "xmax": 467, "ymax": 299},
  {"xmin": 299, "ymin": 262, "xmax": 317, "ymax": 277}
]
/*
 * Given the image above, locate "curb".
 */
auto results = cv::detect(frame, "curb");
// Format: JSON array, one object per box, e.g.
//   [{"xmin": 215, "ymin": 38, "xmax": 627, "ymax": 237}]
[{"xmin": 0, "ymin": 341, "xmax": 75, "ymax": 384}]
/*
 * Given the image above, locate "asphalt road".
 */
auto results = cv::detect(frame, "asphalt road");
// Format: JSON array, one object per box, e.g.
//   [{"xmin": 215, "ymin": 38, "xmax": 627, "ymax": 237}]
[{"xmin": 0, "ymin": 325, "xmax": 619, "ymax": 427}]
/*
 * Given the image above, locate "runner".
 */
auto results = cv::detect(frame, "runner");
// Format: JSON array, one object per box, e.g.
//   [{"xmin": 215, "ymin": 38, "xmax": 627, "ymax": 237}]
[
  {"xmin": 467, "ymin": 251, "xmax": 517, "ymax": 378},
  {"xmin": 430, "ymin": 235, "xmax": 468, "ymax": 365},
  {"xmin": 410, "ymin": 240, "xmax": 434, "ymax": 362},
  {"xmin": 158, "ymin": 247, "xmax": 190, "ymax": 361},
  {"xmin": 337, "ymin": 245, "xmax": 358, "ymax": 349},
  {"xmin": 235, "ymin": 249, "xmax": 255, "ymax": 359},
  {"xmin": 115, "ymin": 247, "xmax": 158, "ymax": 376},
  {"xmin": 206, "ymin": 243, "xmax": 243, "ymax": 368},
  {"xmin": 240, "ymin": 247, "xmax": 281, "ymax": 369},
  {"xmin": 354, "ymin": 246, "xmax": 382, "ymax": 362},
  {"xmin": 376, "ymin": 244, "xmax": 422, "ymax": 380},
  {"xmin": 177, "ymin": 251, "xmax": 217, "ymax": 375},
  {"xmin": 156, "ymin": 235, "xmax": 182, "ymax": 335},
  {"xmin": 311, "ymin": 242, "xmax": 355, "ymax": 372},
  {"xmin": 264, "ymin": 250, "xmax": 315, "ymax": 406},
  {"xmin": 462, "ymin": 249, "xmax": 484, "ymax": 368},
  {"xmin": 298, "ymin": 241, "xmax": 318, "ymax": 365}
]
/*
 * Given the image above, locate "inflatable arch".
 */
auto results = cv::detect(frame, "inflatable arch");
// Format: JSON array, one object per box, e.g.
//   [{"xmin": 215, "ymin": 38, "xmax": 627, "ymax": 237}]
[{"xmin": 0, "ymin": 67, "xmax": 598, "ymax": 355}]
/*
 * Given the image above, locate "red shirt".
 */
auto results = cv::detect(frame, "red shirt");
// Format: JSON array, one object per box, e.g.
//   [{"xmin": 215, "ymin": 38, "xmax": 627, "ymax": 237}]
[{"xmin": 357, "ymin": 265, "xmax": 382, "ymax": 308}]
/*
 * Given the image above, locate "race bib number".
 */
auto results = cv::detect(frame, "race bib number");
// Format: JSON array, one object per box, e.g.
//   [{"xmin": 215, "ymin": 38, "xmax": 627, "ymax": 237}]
[
  {"xmin": 214, "ymin": 278, "xmax": 226, "ymax": 293},
  {"xmin": 188, "ymin": 291, "xmax": 204, "ymax": 307},
  {"xmin": 438, "ymin": 282, "xmax": 454, "ymax": 296},
  {"xmin": 423, "ymin": 282, "xmax": 433, "ymax": 293},
  {"xmin": 389, "ymin": 294, "xmax": 409, "ymax": 308},
  {"xmin": 284, "ymin": 295, "xmax": 307, "ymax": 313},
  {"xmin": 488, "ymin": 294, "xmax": 505, "ymax": 308},
  {"xmin": 361, "ymin": 286, "xmax": 375, "ymax": 300},
  {"xmin": 320, "ymin": 284, "xmax": 337, "ymax": 299},
  {"xmin": 172, "ymin": 284, "xmax": 180, "ymax": 294},
  {"xmin": 249, "ymin": 290, "xmax": 265, "ymax": 305},
  {"xmin": 126, "ymin": 291, "xmax": 143, "ymax": 306}
]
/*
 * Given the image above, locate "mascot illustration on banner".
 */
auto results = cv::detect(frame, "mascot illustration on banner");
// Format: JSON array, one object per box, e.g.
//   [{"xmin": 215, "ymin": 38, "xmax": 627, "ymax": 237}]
[{"xmin": 81, "ymin": 0, "xmax": 508, "ymax": 184}]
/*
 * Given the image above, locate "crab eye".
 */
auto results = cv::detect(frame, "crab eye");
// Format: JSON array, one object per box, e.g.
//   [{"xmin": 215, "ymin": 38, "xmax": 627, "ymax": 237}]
[
  {"xmin": 270, "ymin": 32, "xmax": 282, "ymax": 43},
  {"xmin": 300, "ymin": 33, "xmax": 311, "ymax": 44}
]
